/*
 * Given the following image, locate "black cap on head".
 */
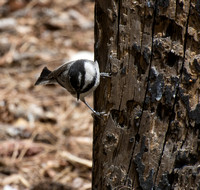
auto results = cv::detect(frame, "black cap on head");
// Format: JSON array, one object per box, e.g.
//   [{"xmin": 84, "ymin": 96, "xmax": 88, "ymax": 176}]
[{"xmin": 68, "ymin": 60, "xmax": 85, "ymax": 94}]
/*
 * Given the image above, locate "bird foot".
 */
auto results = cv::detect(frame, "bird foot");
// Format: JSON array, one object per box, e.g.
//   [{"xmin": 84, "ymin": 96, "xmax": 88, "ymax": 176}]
[
  {"xmin": 91, "ymin": 111, "xmax": 108, "ymax": 119},
  {"xmin": 100, "ymin": 72, "xmax": 111, "ymax": 78}
]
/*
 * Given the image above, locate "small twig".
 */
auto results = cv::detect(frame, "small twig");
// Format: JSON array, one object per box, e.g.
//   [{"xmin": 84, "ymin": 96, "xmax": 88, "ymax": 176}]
[{"xmin": 59, "ymin": 151, "xmax": 92, "ymax": 168}]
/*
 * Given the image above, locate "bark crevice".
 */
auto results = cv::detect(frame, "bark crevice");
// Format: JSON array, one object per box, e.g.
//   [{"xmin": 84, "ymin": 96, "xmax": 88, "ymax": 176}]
[
  {"xmin": 125, "ymin": 0, "xmax": 159, "ymax": 186},
  {"xmin": 154, "ymin": 0, "xmax": 192, "ymax": 184}
]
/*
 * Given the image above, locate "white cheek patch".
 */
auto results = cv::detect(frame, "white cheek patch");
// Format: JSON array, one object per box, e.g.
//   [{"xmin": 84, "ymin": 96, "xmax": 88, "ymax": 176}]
[
  {"xmin": 83, "ymin": 61, "xmax": 96, "ymax": 88},
  {"xmin": 78, "ymin": 72, "xmax": 82, "ymax": 87}
]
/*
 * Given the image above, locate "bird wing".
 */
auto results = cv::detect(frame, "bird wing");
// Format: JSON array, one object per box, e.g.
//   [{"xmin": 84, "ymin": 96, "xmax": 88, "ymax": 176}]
[{"xmin": 48, "ymin": 61, "xmax": 75, "ymax": 78}]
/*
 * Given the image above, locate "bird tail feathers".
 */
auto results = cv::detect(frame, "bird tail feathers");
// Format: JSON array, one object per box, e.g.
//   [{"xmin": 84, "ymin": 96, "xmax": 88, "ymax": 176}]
[{"xmin": 35, "ymin": 67, "xmax": 56, "ymax": 85}]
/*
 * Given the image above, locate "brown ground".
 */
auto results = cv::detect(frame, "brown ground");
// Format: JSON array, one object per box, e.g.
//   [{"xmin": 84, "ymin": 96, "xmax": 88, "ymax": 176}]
[{"xmin": 0, "ymin": 0, "xmax": 94, "ymax": 189}]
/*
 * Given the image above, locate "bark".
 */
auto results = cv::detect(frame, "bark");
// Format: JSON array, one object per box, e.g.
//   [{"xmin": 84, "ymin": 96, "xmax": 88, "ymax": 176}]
[{"xmin": 93, "ymin": 0, "xmax": 200, "ymax": 189}]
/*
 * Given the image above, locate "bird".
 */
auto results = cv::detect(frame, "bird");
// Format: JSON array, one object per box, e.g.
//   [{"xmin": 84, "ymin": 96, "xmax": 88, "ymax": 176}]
[{"xmin": 35, "ymin": 59, "xmax": 109, "ymax": 117}]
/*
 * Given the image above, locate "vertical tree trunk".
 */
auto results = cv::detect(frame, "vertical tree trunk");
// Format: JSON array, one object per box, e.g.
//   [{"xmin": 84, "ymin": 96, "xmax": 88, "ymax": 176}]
[{"xmin": 93, "ymin": 0, "xmax": 200, "ymax": 189}]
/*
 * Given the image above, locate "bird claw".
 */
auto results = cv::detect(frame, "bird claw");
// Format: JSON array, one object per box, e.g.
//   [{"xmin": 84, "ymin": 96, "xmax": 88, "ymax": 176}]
[
  {"xmin": 92, "ymin": 111, "xmax": 108, "ymax": 119},
  {"xmin": 100, "ymin": 72, "xmax": 111, "ymax": 78}
]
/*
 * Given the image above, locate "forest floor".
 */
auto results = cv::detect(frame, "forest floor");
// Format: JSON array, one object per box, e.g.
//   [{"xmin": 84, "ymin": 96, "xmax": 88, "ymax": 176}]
[{"xmin": 0, "ymin": 0, "xmax": 94, "ymax": 189}]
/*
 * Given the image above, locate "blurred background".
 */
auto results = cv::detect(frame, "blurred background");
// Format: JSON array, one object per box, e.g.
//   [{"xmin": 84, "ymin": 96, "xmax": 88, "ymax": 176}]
[{"xmin": 0, "ymin": 0, "xmax": 94, "ymax": 189}]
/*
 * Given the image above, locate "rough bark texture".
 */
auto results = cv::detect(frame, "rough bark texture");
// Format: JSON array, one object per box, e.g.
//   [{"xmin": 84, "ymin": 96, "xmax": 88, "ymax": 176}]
[{"xmin": 93, "ymin": 0, "xmax": 200, "ymax": 189}]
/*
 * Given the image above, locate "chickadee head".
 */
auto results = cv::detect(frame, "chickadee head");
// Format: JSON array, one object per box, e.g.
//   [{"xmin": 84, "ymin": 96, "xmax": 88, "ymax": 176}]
[{"xmin": 68, "ymin": 60, "xmax": 95, "ymax": 100}]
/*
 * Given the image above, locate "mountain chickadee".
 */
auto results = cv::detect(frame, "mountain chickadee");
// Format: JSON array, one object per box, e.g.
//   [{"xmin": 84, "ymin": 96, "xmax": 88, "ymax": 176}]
[{"xmin": 35, "ymin": 59, "xmax": 109, "ymax": 116}]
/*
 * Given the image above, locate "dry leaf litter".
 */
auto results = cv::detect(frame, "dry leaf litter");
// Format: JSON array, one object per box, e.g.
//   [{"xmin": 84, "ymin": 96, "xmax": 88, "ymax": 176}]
[{"xmin": 0, "ymin": 0, "xmax": 95, "ymax": 189}]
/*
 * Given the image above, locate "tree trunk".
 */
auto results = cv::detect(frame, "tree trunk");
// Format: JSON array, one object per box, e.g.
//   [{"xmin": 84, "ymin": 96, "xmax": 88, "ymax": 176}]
[{"xmin": 93, "ymin": 0, "xmax": 200, "ymax": 189}]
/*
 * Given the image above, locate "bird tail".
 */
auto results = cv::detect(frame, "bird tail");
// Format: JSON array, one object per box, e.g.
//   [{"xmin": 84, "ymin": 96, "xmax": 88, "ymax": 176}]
[{"xmin": 35, "ymin": 67, "xmax": 56, "ymax": 85}]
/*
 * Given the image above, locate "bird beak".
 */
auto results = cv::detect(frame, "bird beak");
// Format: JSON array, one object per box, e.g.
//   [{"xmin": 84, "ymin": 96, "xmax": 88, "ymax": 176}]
[{"xmin": 77, "ymin": 93, "xmax": 80, "ymax": 101}]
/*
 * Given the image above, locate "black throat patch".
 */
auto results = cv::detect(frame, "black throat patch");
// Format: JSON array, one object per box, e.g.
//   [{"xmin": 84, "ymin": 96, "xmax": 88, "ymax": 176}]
[
  {"xmin": 68, "ymin": 60, "xmax": 85, "ymax": 92},
  {"xmin": 81, "ymin": 71, "xmax": 96, "ymax": 93}
]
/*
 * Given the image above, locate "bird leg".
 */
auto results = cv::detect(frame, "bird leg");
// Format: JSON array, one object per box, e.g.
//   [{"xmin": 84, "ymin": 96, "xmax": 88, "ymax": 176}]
[{"xmin": 81, "ymin": 99, "xmax": 106, "ymax": 118}]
